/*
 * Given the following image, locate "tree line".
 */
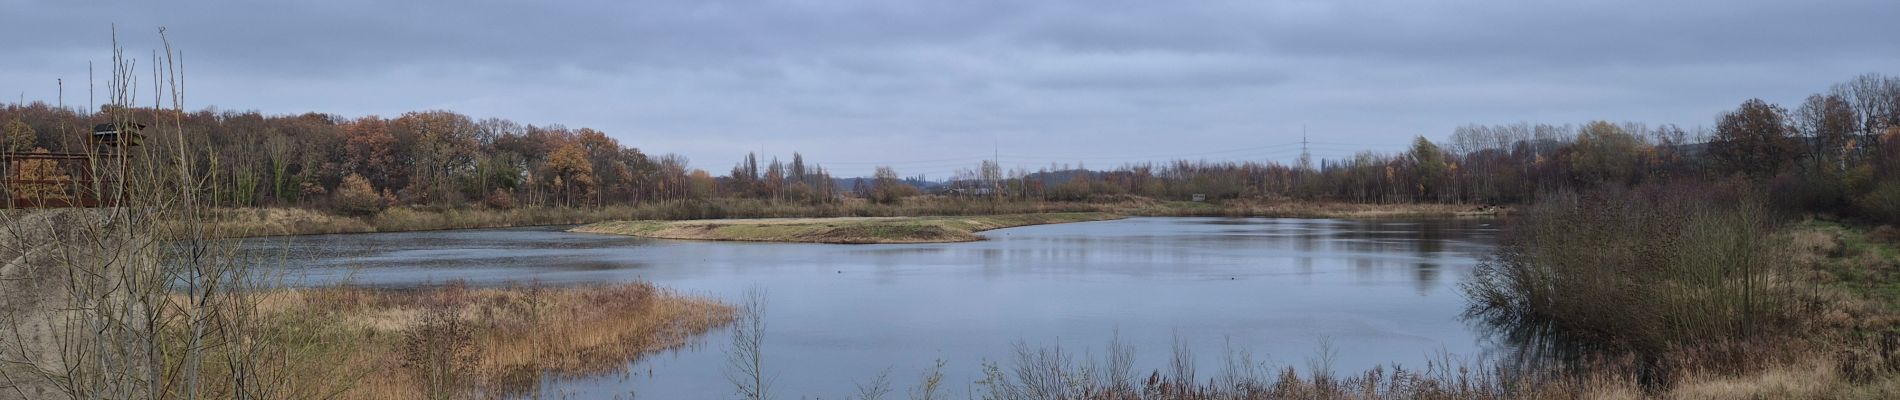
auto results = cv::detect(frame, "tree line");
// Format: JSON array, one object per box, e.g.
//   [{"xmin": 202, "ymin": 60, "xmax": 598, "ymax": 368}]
[
  {"xmin": 3, "ymin": 73, "xmax": 1898, "ymax": 220},
  {"xmin": 0, "ymin": 106, "xmax": 849, "ymax": 213},
  {"xmin": 971, "ymin": 73, "xmax": 1900, "ymax": 221}
]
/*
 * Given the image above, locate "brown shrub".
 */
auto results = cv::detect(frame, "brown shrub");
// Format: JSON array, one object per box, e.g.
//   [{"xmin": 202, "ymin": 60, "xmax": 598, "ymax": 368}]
[
  {"xmin": 483, "ymin": 188, "xmax": 515, "ymax": 210},
  {"xmin": 1464, "ymin": 181, "xmax": 1826, "ymax": 388},
  {"xmin": 334, "ymin": 173, "xmax": 385, "ymax": 216}
]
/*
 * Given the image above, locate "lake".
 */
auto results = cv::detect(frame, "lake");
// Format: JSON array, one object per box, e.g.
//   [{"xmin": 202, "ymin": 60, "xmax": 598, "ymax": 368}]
[{"xmin": 252, "ymin": 216, "xmax": 1500, "ymax": 398}]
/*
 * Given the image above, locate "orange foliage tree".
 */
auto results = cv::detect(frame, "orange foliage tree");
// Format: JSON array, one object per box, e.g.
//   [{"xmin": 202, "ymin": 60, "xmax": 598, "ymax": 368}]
[{"xmin": 546, "ymin": 143, "xmax": 595, "ymax": 207}]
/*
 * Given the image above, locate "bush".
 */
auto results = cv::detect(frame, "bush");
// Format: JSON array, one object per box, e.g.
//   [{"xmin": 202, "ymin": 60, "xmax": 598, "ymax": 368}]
[
  {"xmin": 403, "ymin": 305, "xmax": 476, "ymax": 400},
  {"xmin": 869, "ymin": 184, "xmax": 918, "ymax": 205},
  {"xmin": 1853, "ymin": 180, "xmax": 1900, "ymax": 224},
  {"xmin": 867, "ymin": 166, "xmax": 920, "ymax": 205},
  {"xmin": 1768, "ymin": 165, "xmax": 1848, "ymax": 215},
  {"xmin": 334, "ymin": 173, "xmax": 386, "ymax": 216},
  {"xmin": 1465, "ymin": 182, "xmax": 1808, "ymax": 360},
  {"xmin": 483, "ymin": 188, "xmax": 515, "ymax": 210}
]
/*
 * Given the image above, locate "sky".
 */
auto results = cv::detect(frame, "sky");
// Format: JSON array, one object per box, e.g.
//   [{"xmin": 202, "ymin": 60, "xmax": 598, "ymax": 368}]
[{"xmin": 4, "ymin": 0, "xmax": 1897, "ymax": 177}]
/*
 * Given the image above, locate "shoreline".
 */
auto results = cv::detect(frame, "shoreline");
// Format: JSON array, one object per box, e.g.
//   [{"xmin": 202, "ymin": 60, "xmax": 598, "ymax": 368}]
[
  {"xmin": 179, "ymin": 198, "xmax": 1509, "ymax": 239},
  {"xmin": 570, "ymin": 212, "xmax": 1125, "ymax": 244}
]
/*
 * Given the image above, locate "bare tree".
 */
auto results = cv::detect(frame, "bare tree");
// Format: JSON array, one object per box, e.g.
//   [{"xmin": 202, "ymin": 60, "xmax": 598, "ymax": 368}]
[
  {"xmin": 725, "ymin": 288, "xmax": 771, "ymax": 400},
  {"xmin": 1830, "ymin": 73, "xmax": 1899, "ymax": 139},
  {"xmin": 1797, "ymin": 93, "xmax": 1861, "ymax": 171},
  {"xmin": 851, "ymin": 367, "xmax": 893, "ymax": 400},
  {"xmin": 907, "ymin": 359, "xmax": 946, "ymax": 400},
  {"xmin": 1, "ymin": 27, "xmax": 349, "ymax": 400}
]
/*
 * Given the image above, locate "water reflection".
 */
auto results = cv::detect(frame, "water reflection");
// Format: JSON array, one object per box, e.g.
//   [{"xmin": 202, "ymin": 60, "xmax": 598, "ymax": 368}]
[
  {"xmin": 1415, "ymin": 263, "xmax": 1441, "ymax": 295},
  {"xmin": 247, "ymin": 217, "xmax": 1500, "ymax": 398},
  {"xmin": 1464, "ymin": 298, "xmax": 1617, "ymax": 380}
]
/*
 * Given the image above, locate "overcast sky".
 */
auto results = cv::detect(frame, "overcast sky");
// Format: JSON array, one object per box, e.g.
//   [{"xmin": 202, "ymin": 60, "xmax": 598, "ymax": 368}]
[{"xmin": 5, "ymin": 0, "xmax": 1897, "ymax": 176}]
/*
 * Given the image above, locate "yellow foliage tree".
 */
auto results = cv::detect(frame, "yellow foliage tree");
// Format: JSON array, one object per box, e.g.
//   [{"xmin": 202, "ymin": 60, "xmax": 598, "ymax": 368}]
[
  {"xmin": 546, "ymin": 144, "xmax": 595, "ymax": 207},
  {"xmin": 334, "ymin": 173, "xmax": 385, "ymax": 215},
  {"xmin": 3, "ymin": 119, "xmax": 35, "ymax": 153}
]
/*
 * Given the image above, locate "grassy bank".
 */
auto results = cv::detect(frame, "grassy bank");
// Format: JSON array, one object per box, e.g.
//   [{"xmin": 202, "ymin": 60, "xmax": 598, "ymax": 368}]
[
  {"xmin": 193, "ymin": 197, "xmax": 1503, "ymax": 238},
  {"xmin": 1799, "ymin": 220, "xmax": 1900, "ymax": 312},
  {"xmin": 224, "ymin": 282, "xmax": 733, "ymax": 399},
  {"xmin": 1120, "ymin": 198, "xmax": 1507, "ymax": 218},
  {"xmin": 571, "ymin": 212, "xmax": 1123, "ymax": 244}
]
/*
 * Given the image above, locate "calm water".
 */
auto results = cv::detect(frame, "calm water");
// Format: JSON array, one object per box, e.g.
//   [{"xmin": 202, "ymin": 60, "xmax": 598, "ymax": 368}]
[{"xmin": 253, "ymin": 217, "xmax": 1500, "ymax": 398}]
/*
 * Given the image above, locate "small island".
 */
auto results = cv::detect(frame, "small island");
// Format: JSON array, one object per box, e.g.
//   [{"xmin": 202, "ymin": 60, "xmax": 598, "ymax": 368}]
[{"xmin": 570, "ymin": 212, "xmax": 1124, "ymax": 244}]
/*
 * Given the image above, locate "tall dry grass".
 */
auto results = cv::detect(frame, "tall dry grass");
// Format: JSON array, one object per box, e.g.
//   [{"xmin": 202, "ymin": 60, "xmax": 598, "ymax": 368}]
[
  {"xmin": 236, "ymin": 282, "xmax": 733, "ymax": 399},
  {"xmin": 828, "ymin": 336, "xmax": 1620, "ymax": 400}
]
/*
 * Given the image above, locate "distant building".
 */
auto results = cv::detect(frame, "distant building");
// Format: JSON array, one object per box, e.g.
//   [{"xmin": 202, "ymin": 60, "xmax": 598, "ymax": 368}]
[
  {"xmin": 90, "ymin": 122, "xmax": 145, "ymax": 148},
  {"xmin": 940, "ymin": 187, "xmax": 996, "ymax": 197}
]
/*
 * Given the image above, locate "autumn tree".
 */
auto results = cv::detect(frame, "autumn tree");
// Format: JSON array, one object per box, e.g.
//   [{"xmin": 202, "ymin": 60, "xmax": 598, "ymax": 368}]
[
  {"xmin": 1711, "ymin": 99, "xmax": 1800, "ymax": 180},
  {"xmin": 1564, "ymin": 121, "xmax": 1650, "ymax": 187},
  {"xmin": 334, "ymin": 173, "xmax": 385, "ymax": 215},
  {"xmin": 575, "ymin": 128, "xmax": 632, "ymax": 203},
  {"xmin": 546, "ymin": 143, "xmax": 595, "ymax": 207},
  {"xmin": 341, "ymin": 116, "xmax": 401, "ymax": 190},
  {"xmin": 1408, "ymin": 136, "xmax": 1449, "ymax": 201},
  {"xmin": 3, "ymin": 119, "xmax": 35, "ymax": 153},
  {"xmin": 688, "ymin": 169, "xmax": 718, "ymax": 198},
  {"xmin": 394, "ymin": 111, "xmax": 478, "ymax": 203}
]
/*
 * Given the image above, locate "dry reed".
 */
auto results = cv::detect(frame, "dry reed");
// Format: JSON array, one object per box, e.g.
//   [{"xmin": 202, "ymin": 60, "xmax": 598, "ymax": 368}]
[{"xmin": 229, "ymin": 282, "xmax": 733, "ymax": 399}]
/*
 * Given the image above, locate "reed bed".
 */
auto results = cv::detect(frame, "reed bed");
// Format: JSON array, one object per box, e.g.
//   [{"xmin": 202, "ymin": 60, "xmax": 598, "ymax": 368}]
[
  {"xmin": 947, "ymin": 340, "xmax": 1900, "ymax": 399},
  {"xmin": 190, "ymin": 282, "xmax": 733, "ymax": 399}
]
